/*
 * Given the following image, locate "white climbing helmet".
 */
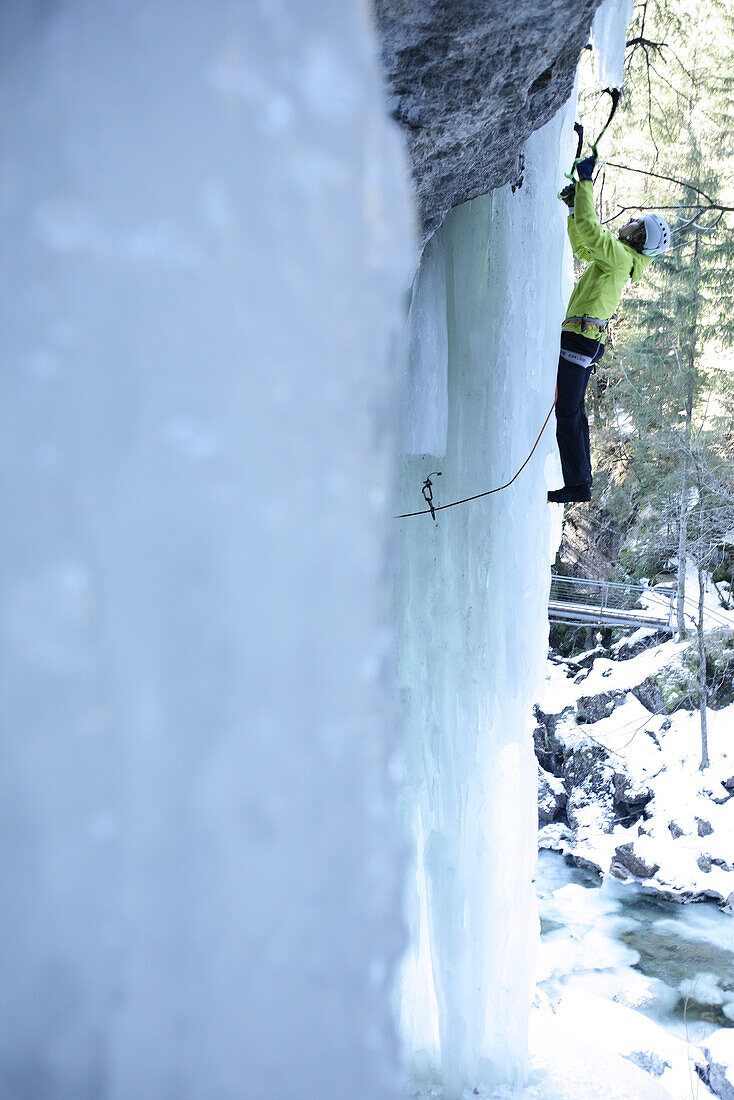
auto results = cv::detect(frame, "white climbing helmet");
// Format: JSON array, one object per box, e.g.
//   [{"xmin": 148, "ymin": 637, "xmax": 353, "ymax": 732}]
[{"xmin": 642, "ymin": 213, "xmax": 671, "ymax": 257}]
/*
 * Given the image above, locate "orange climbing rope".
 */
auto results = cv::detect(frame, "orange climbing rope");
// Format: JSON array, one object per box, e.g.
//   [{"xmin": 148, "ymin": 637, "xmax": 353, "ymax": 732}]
[{"xmin": 395, "ymin": 395, "xmax": 557, "ymax": 520}]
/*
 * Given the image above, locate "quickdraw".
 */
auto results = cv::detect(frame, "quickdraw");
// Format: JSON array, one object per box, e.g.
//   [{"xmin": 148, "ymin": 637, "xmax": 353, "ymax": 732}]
[{"xmin": 421, "ymin": 472, "xmax": 442, "ymax": 522}]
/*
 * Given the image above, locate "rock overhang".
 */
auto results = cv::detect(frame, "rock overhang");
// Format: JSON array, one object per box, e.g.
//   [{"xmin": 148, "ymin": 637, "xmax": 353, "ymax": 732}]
[{"xmin": 374, "ymin": 0, "xmax": 606, "ymax": 239}]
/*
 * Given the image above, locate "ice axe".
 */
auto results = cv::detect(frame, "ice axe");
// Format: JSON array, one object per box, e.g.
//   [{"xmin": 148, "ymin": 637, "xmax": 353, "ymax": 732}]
[{"xmin": 559, "ymin": 87, "xmax": 621, "ymax": 194}]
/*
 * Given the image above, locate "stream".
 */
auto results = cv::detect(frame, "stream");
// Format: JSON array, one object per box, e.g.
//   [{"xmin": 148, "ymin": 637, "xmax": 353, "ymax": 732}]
[{"xmin": 535, "ymin": 849, "xmax": 734, "ymax": 1044}]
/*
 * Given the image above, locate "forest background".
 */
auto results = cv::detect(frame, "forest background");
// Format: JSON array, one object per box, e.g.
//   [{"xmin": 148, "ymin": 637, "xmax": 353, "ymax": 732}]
[
  {"xmin": 553, "ymin": 0, "xmax": 734, "ymax": 763},
  {"xmin": 559, "ymin": 0, "xmax": 734, "ymax": 624}
]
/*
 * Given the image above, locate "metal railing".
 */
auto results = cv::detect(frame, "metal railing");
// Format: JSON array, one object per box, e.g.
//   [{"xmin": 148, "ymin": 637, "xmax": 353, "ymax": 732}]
[
  {"xmin": 549, "ymin": 574, "xmax": 674, "ymax": 631},
  {"xmin": 548, "ymin": 573, "xmax": 734, "ymax": 633}
]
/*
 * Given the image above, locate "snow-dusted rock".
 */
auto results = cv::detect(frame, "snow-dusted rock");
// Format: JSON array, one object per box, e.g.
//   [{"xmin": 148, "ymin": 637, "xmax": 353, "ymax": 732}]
[
  {"xmin": 577, "ymin": 689, "xmax": 627, "ymax": 724},
  {"xmin": 538, "ymin": 765, "xmax": 566, "ymax": 825},
  {"xmin": 699, "ymin": 1028, "xmax": 734, "ymax": 1099},
  {"xmin": 611, "ymin": 842, "xmax": 660, "ymax": 881},
  {"xmin": 613, "ymin": 770, "xmax": 653, "ymax": 819}
]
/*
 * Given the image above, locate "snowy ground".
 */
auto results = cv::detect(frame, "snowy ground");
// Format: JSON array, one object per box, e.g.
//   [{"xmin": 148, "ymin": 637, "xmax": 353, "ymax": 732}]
[{"xmin": 409, "ymin": 995, "xmax": 734, "ymax": 1099}]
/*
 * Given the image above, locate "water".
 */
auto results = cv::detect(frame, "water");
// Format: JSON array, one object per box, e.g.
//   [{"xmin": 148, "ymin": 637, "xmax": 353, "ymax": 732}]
[{"xmin": 536, "ymin": 849, "xmax": 734, "ymax": 1043}]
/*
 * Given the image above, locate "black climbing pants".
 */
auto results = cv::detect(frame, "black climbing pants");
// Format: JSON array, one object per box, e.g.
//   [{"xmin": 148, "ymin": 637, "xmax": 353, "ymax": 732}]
[{"xmin": 554, "ymin": 330, "xmax": 605, "ymax": 490}]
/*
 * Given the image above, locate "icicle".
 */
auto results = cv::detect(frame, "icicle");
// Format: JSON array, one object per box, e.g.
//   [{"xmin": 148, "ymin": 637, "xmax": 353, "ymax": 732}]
[
  {"xmin": 591, "ymin": 0, "xmax": 634, "ymax": 89},
  {"xmin": 402, "ymin": 232, "xmax": 450, "ymax": 458}
]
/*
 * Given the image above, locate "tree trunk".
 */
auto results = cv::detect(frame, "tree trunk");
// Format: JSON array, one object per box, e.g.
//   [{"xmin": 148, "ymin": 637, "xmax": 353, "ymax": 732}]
[
  {"xmin": 675, "ymin": 457, "xmax": 689, "ymax": 637},
  {"xmin": 675, "ymin": 230, "xmax": 699, "ymax": 639},
  {"xmin": 675, "ymin": 375, "xmax": 694, "ymax": 637},
  {"xmin": 697, "ymin": 564, "xmax": 710, "ymax": 770}
]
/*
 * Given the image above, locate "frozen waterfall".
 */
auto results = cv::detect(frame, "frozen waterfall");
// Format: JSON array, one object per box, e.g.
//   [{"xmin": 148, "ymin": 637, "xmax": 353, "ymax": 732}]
[
  {"xmin": 395, "ymin": 0, "xmax": 633, "ymax": 1091},
  {"xmin": 396, "ymin": 108, "xmax": 573, "ymax": 1095}
]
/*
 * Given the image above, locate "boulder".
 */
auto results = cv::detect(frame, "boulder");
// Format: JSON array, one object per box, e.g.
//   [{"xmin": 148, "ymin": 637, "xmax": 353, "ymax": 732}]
[
  {"xmin": 668, "ymin": 820, "xmax": 684, "ymax": 839},
  {"xmin": 610, "ymin": 842, "xmax": 660, "ymax": 881},
  {"xmin": 698, "ymin": 854, "xmax": 712, "ymax": 874},
  {"xmin": 697, "ymin": 817, "xmax": 714, "ymax": 837},
  {"xmin": 564, "ymin": 851, "xmax": 603, "ymax": 875}
]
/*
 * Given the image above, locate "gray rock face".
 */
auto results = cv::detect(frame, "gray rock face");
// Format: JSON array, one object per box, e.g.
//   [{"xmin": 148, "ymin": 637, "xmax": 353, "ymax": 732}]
[{"xmin": 375, "ymin": 0, "xmax": 604, "ymax": 237}]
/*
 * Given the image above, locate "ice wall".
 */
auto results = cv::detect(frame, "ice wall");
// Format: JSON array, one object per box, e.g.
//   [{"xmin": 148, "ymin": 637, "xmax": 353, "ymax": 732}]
[
  {"xmin": 0, "ymin": 3, "xmax": 414, "ymax": 1098},
  {"xmin": 396, "ymin": 108, "xmax": 573, "ymax": 1095}
]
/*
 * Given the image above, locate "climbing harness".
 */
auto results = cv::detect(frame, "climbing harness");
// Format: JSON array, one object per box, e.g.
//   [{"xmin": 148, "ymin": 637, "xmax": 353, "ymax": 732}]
[
  {"xmin": 395, "ymin": 398, "xmax": 557, "ymax": 521},
  {"xmin": 562, "ymin": 314, "xmax": 609, "ymax": 338},
  {"xmin": 558, "ymin": 87, "xmax": 620, "ymax": 194}
]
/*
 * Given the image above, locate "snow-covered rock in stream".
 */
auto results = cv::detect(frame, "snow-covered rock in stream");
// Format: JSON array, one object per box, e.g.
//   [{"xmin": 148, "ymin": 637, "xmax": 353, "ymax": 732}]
[{"xmin": 699, "ymin": 1029, "xmax": 734, "ymax": 1099}]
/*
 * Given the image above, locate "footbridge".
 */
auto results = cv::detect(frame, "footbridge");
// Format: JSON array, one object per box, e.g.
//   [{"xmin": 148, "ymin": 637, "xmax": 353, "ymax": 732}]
[
  {"xmin": 549, "ymin": 574, "xmax": 733, "ymax": 634},
  {"xmin": 548, "ymin": 575, "xmax": 676, "ymax": 632}
]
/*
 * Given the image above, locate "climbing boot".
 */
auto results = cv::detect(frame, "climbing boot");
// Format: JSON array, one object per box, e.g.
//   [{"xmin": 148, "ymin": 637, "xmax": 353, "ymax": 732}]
[{"xmin": 547, "ymin": 484, "xmax": 591, "ymax": 504}]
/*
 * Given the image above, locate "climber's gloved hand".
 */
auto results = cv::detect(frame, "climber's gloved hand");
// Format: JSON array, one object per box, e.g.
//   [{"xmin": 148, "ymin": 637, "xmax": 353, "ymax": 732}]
[
  {"xmin": 576, "ymin": 154, "xmax": 597, "ymax": 181},
  {"xmin": 559, "ymin": 183, "xmax": 576, "ymax": 211}
]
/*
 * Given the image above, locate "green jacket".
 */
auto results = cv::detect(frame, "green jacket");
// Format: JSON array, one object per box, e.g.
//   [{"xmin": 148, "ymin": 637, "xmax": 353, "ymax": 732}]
[{"xmin": 564, "ymin": 179, "xmax": 652, "ymax": 343}]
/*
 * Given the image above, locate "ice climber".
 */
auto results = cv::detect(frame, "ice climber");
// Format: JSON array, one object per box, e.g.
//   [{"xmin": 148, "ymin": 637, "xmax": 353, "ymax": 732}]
[{"xmin": 548, "ymin": 153, "xmax": 671, "ymax": 504}]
